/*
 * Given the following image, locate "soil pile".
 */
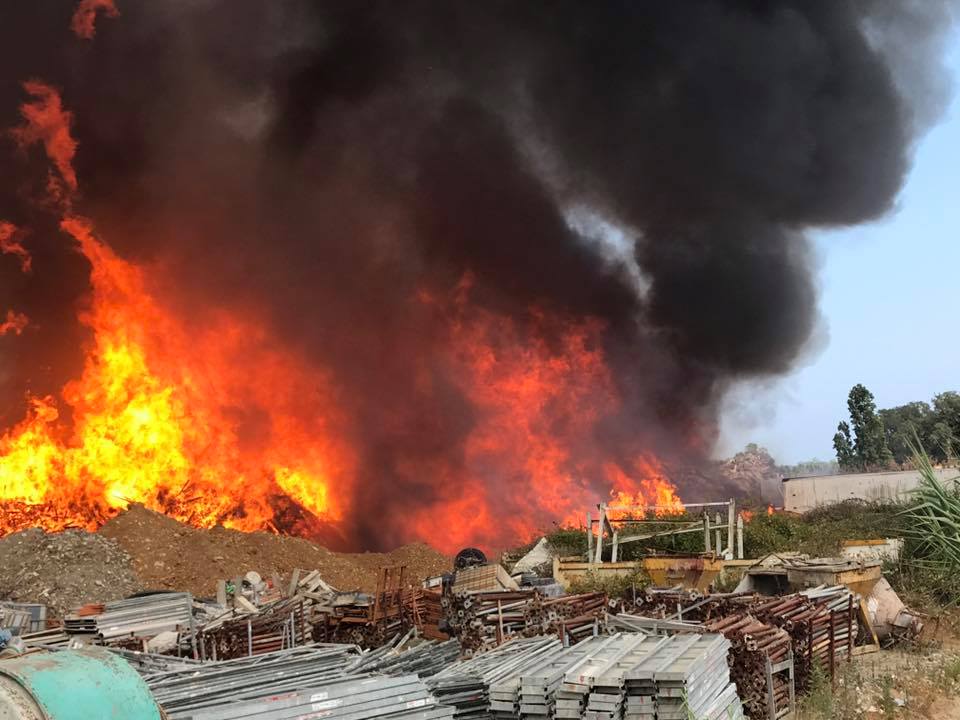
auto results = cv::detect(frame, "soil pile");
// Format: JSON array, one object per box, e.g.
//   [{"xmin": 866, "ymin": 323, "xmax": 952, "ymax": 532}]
[
  {"xmin": 99, "ymin": 505, "xmax": 451, "ymax": 598},
  {"xmin": 0, "ymin": 528, "xmax": 141, "ymax": 616}
]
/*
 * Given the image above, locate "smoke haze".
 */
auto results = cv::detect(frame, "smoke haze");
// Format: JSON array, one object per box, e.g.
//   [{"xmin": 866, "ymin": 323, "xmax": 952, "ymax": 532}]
[{"xmin": 0, "ymin": 1, "xmax": 954, "ymax": 547}]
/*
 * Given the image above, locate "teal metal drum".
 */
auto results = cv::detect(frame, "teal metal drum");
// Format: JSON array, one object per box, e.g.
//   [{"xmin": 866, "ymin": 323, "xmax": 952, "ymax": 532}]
[{"xmin": 0, "ymin": 648, "xmax": 161, "ymax": 720}]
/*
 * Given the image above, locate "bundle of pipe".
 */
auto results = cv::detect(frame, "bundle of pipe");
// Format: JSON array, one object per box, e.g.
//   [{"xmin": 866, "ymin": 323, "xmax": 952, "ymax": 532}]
[
  {"xmin": 705, "ymin": 614, "xmax": 793, "ymax": 719},
  {"xmin": 145, "ymin": 644, "xmax": 361, "ymax": 718},
  {"xmin": 64, "ymin": 592, "xmax": 196, "ymax": 651},
  {"xmin": 353, "ymin": 637, "xmax": 462, "ymax": 678},
  {"xmin": 178, "ymin": 673, "xmax": 455, "ymax": 720},
  {"xmin": 442, "ymin": 590, "xmax": 538, "ymax": 653},
  {"xmin": 197, "ymin": 597, "xmax": 309, "ymax": 660},
  {"xmin": 750, "ymin": 585, "xmax": 858, "ymax": 691},
  {"xmin": 527, "ymin": 592, "xmax": 609, "ymax": 645},
  {"xmin": 442, "ymin": 590, "xmax": 607, "ymax": 653},
  {"xmin": 112, "ymin": 647, "xmax": 204, "ymax": 675},
  {"xmin": 612, "ymin": 583, "xmax": 861, "ymax": 691}
]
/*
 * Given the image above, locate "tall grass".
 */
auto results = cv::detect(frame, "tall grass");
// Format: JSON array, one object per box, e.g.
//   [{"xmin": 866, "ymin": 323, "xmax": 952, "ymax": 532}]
[{"xmin": 898, "ymin": 443, "xmax": 960, "ymax": 603}]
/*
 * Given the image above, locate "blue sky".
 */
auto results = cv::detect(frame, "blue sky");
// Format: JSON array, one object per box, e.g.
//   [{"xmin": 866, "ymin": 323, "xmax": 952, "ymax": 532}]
[{"xmin": 718, "ymin": 40, "xmax": 960, "ymax": 465}]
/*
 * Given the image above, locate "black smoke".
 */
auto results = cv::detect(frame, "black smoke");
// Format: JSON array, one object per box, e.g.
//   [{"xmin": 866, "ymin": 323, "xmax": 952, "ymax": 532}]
[{"xmin": 0, "ymin": 1, "xmax": 953, "ymax": 548}]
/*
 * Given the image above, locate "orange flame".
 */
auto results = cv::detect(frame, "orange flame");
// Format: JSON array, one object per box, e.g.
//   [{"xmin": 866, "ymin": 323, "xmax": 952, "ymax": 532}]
[
  {"xmin": 11, "ymin": 81, "xmax": 78, "ymax": 204},
  {"xmin": 0, "ymin": 84, "xmax": 686, "ymax": 553},
  {"xmin": 605, "ymin": 456, "xmax": 684, "ymax": 520},
  {"xmin": 0, "ymin": 311, "xmax": 29, "ymax": 337},
  {"xmin": 403, "ymin": 281, "xmax": 685, "ymax": 550},
  {"xmin": 767, "ymin": 504, "xmax": 774, "ymax": 516},
  {"xmin": 0, "ymin": 216, "xmax": 354, "ymax": 536},
  {"xmin": 741, "ymin": 509, "xmax": 754, "ymax": 523},
  {"xmin": 71, "ymin": 0, "xmax": 119, "ymax": 40},
  {"xmin": 0, "ymin": 222, "xmax": 31, "ymax": 273}
]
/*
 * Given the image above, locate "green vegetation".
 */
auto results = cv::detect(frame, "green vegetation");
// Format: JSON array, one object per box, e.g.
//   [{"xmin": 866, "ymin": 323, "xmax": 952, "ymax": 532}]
[
  {"xmin": 833, "ymin": 383, "xmax": 960, "ymax": 468},
  {"xmin": 566, "ymin": 567, "xmax": 650, "ymax": 597},
  {"xmin": 834, "ymin": 383, "xmax": 894, "ymax": 471},
  {"xmin": 898, "ymin": 446, "xmax": 960, "ymax": 603},
  {"xmin": 537, "ymin": 500, "xmax": 907, "ymax": 565}
]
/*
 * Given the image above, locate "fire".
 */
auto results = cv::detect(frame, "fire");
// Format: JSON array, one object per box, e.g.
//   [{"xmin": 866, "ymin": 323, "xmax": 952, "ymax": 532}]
[
  {"xmin": 0, "ymin": 80, "xmax": 686, "ymax": 553},
  {"xmin": 741, "ymin": 510, "xmax": 755, "ymax": 522},
  {"xmin": 0, "ymin": 222, "xmax": 31, "ymax": 273},
  {"xmin": 11, "ymin": 81, "xmax": 78, "ymax": 205},
  {"xmin": 0, "ymin": 216, "xmax": 354, "ymax": 537},
  {"xmin": 405, "ymin": 280, "xmax": 685, "ymax": 549},
  {"xmin": 71, "ymin": 0, "xmax": 119, "ymax": 40},
  {"xmin": 0, "ymin": 311, "xmax": 29, "ymax": 337},
  {"xmin": 604, "ymin": 457, "xmax": 685, "ymax": 521}
]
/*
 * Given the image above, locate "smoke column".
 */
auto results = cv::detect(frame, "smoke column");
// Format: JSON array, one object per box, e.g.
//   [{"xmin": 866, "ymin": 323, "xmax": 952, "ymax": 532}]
[{"xmin": 0, "ymin": 1, "xmax": 954, "ymax": 548}]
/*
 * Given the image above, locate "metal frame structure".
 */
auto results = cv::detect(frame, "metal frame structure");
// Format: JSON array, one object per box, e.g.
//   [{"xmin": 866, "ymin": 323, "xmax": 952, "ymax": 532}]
[{"xmin": 586, "ymin": 499, "xmax": 746, "ymax": 562}]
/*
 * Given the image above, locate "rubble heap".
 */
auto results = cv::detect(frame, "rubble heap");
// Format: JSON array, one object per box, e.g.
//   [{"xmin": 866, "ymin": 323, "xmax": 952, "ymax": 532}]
[
  {"xmin": 0, "ymin": 528, "xmax": 140, "ymax": 616},
  {"xmin": 99, "ymin": 504, "xmax": 450, "ymax": 597}
]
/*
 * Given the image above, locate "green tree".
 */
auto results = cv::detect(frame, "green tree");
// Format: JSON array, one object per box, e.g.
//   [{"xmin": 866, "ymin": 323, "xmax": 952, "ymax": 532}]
[
  {"xmin": 931, "ymin": 392, "xmax": 960, "ymax": 460},
  {"xmin": 879, "ymin": 401, "xmax": 933, "ymax": 464},
  {"xmin": 833, "ymin": 384, "xmax": 893, "ymax": 470},
  {"xmin": 833, "ymin": 421, "xmax": 856, "ymax": 471}
]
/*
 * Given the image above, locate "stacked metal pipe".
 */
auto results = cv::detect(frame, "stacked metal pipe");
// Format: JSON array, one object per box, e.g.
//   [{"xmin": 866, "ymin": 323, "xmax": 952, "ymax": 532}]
[
  {"xmin": 704, "ymin": 614, "xmax": 792, "ymax": 719},
  {"xmin": 144, "ymin": 644, "xmax": 361, "ymax": 718},
  {"xmin": 63, "ymin": 592, "xmax": 196, "ymax": 648},
  {"xmin": 442, "ymin": 590, "xmax": 607, "ymax": 653},
  {"xmin": 354, "ymin": 637, "xmax": 462, "ymax": 678},
  {"xmin": 750, "ymin": 585, "xmax": 858, "ymax": 692},
  {"xmin": 616, "ymin": 584, "xmax": 860, "ymax": 690},
  {"xmin": 178, "ymin": 673, "xmax": 455, "ymax": 720},
  {"xmin": 197, "ymin": 597, "xmax": 309, "ymax": 660}
]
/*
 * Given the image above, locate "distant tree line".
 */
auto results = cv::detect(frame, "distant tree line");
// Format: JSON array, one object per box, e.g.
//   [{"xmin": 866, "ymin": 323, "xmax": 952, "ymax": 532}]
[{"xmin": 833, "ymin": 383, "xmax": 960, "ymax": 471}]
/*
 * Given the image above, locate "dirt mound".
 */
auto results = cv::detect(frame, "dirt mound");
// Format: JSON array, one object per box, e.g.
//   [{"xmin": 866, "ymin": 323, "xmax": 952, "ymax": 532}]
[
  {"xmin": 0, "ymin": 528, "xmax": 141, "ymax": 617},
  {"xmin": 98, "ymin": 505, "xmax": 451, "ymax": 598}
]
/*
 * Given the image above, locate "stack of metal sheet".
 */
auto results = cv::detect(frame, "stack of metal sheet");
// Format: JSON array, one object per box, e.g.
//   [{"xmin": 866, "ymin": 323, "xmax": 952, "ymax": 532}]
[
  {"xmin": 487, "ymin": 638, "xmax": 567, "ymax": 719},
  {"xmin": 20, "ymin": 627, "xmax": 71, "ymax": 649},
  {"xmin": 355, "ymin": 638, "xmax": 462, "ymax": 678},
  {"xmin": 518, "ymin": 635, "xmax": 618, "ymax": 719},
  {"xmin": 555, "ymin": 634, "xmax": 649, "ymax": 719},
  {"xmin": 0, "ymin": 601, "xmax": 46, "ymax": 633},
  {"xmin": 64, "ymin": 592, "xmax": 195, "ymax": 646},
  {"xmin": 111, "ymin": 647, "xmax": 204, "ymax": 675},
  {"xmin": 582, "ymin": 635, "xmax": 671, "ymax": 720},
  {"xmin": 428, "ymin": 675, "xmax": 489, "ymax": 719},
  {"xmin": 430, "ymin": 636, "xmax": 564, "ymax": 719},
  {"xmin": 653, "ymin": 635, "xmax": 738, "ymax": 720},
  {"xmin": 146, "ymin": 644, "xmax": 361, "ymax": 718},
  {"xmin": 179, "ymin": 674, "xmax": 455, "ymax": 720},
  {"xmin": 622, "ymin": 634, "xmax": 743, "ymax": 720}
]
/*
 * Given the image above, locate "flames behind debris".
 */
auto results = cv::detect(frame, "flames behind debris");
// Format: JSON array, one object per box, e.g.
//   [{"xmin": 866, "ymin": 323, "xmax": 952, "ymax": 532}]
[{"xmin": 0, "ymin": 1, "xmax": 954, "ymax": 551}]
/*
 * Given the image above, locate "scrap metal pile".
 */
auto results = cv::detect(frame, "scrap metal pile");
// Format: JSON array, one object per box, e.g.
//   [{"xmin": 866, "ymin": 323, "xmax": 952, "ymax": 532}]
[
  {"xmin": 2, "ymin": 552, "xmax": 896, "ymax": 720},
  {"xmin": 63, "ymin": 592, "xmax": 197, "ymax": 653},
  {"xmin": 611, "ymin": 584, "xmax": 863, "ymax": 719},
  {"xmin": 425, "ymin": 632, "xmax": 743, "ymax": 720},
  {"xmin": 442, "ymin": 590, "xmax": 608, "ymax": 654},
  {"xmin": 143, "ymin": 645, "xmax": 362, "ymax": 719},
  {"xmin": 198, "ymin": 596, "xmax": 310, "ymax": 660}
]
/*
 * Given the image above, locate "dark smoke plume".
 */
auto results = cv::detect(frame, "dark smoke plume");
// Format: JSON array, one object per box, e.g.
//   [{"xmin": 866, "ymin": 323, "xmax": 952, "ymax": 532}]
[{"xmin": 0, "ymin": 1, "xmax": 954, "ymax": 547}]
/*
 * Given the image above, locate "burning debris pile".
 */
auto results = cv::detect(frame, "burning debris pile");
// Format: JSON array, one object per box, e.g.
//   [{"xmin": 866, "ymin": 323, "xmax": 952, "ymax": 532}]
[{"xmin": 0, "ymin": 1, "xmax": 955, "ymax": 552}]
